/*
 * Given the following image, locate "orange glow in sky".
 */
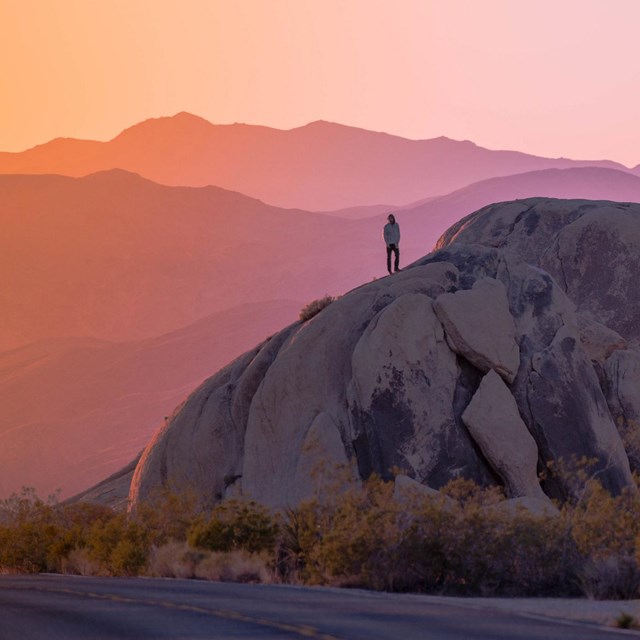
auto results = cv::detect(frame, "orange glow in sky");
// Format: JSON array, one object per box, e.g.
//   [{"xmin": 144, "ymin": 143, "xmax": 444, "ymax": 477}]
[{"xmin": 1, "ymin": 0, "xmax": 639, "ymax": 166}]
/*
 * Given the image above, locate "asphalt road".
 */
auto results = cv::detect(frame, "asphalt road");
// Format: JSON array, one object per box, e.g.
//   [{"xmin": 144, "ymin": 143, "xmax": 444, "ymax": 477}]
[{"xmin": 0, "ymin": 575, "xmax": 636, "ymax": 640}]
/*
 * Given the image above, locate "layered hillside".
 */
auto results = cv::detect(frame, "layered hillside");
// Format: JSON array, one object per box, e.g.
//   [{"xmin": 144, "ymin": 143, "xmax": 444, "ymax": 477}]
[{"xmin": 0, "ymin": 170, "xmax": 367, "ymax": 350}]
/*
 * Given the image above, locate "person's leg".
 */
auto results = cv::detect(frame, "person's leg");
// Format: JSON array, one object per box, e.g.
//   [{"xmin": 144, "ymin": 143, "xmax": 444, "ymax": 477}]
[
  {"xmin": 386, "ymin": 246, "xmax": 393, "ymax": 274},
  {"xmin": 394, "ymin": 246, "xmax": 400, "ymax": 272}
]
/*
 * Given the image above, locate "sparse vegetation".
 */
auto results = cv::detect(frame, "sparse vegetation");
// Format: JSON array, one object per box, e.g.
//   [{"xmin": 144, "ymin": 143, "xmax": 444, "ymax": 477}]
[
  {"xmin": 3, "ymin": 467, "xmax": 640, "ymax": 600},
  {"xmin": 615, "ymin": 612, "xmax": 638, "ymax": 629},
  {"xmin": 299, "ymin": 295, "xmax": 335, "ymax": 321},
  {"xmin": 187, "ymin": 499, "xmax": 278, "ymax": 554}
]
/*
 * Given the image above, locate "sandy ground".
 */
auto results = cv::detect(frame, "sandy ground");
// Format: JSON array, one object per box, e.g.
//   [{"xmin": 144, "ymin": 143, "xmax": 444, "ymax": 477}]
[{"xmin": 419, "ymin": 595, "xmax": 640, "ymax": 633}]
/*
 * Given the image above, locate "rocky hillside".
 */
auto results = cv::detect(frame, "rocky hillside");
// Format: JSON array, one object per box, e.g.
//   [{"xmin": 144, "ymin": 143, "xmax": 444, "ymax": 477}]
[{"xmin": 127, "ymin": 198, "xmax": 640, "ymax": 511}]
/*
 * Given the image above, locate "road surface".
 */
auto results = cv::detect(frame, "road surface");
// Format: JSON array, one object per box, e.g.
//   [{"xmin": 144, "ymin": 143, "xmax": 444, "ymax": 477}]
[{"xmin": 0, "ymin": 575, "xmax": 636, "ymax": 639}]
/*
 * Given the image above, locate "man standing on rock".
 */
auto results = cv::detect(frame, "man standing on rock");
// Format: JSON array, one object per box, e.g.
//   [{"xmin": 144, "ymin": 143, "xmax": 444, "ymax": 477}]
[{"xmin": 383, "ymin": 213, "xmax": 401, "ymax": 274}]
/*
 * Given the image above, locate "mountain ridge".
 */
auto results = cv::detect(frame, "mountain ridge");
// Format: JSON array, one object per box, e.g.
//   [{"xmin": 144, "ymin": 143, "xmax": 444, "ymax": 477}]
[{"xmin": 0, "ymin": 112, "xmax": 633, "ymax": 210}]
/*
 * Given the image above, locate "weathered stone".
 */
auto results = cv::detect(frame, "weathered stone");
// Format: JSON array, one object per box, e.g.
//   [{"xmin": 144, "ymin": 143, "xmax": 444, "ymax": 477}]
[
  {"xmin": 292, "ymin": 411, "xmax": 353, "ymax": 504},
  {"xmin": 386, "ymin": 262, "xmax": 460, "ymax": 298},
  {"xmin": 347, "ymin": 293, "xmax": 494, "ymax": 489},
  {"xmin": 495, "ymin": 256, "xmax": 578, "ymax": 353},
  {"xmin": 526, "ymin": 325, "xmax": 633, "ymax": 496},
  {"xmin": 69, "ymin": 456, "xmax": 139, "ymax": 511},
  {"xmin": 577, "ymin": 314, "xmax": 627, "ymax": 365},
  {"xmin": 434, "ymin": 277, "xmax": 520, "ymax": 383},
  {"xmin": 241, "ymin": 289, "xmax": 382, "ymax": 508},
  {"xmin": 129, "ymin": 347, "xmax": 257, "ymax": 509},
  {"xmin": 604, "ymin": 349, "xmax": 640, "ymax": 471},
  {"xmin": 462, "ymin": 369, "xmax": 546, "ymax": 500},
  {"xmin": 605, "ymin": 350, "xmax": 640, "ymax": 425},
  {"xmin": 393, "ymin": 474, "xmax": 446, "ymax": 505},
  {"xmin": 436, "ymin": 198, "xmax": 584, "ymax": 264},
  {"xmin": 539, "ymin": 207, "xmax": 640, "ymax": 341},
  {"xmin": 438, "ymin": 197, "xmax": 640, "ymax": 343}
]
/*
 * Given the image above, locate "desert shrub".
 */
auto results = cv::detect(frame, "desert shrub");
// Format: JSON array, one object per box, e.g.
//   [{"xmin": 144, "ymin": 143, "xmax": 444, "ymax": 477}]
[
  {"xmin": 194, "ymin": 550, "xmax": 272, "ymax": 583},
  {"xmin": 135, "ymin": 486, "xmax": 202, "ymax": 545},
  {"xmin": 570, "ymin": 482, "xmax": 640, "ymax": 559},
  {"xmin": 62, "ymin": 548, "xmax": 101, "ymax": 576},
  {"xmin": 147, "ymin": 541, "xmax": 271, "ymax": 583},
  {"xmin": 580, "ymin": 555, "xmax": 640, "ymax": 600},
  {"xmin": 616, "ymin": 612, "xmax": 639, "ymax": 629},
  {"xmin": 188, "ymin": 500, "xmax": 278, "ymax": 554},
  {"xmin": 299, "ymin": 295, "xmax": 335, "ymax": 322},
  {"xmin": 296, "ymin": 475, "xmax": 407, "ymax": 589},
  {"xmin": 280, "ymin": 475, "xmax": 443, "ymax": 590},
  {"xmin": 278, "ymin": 475, "xmax": 580, "ymax": 596},
  {"xmin": 396, "ymin": 481, "xmax": 578, "ymax": 596},
  {"xmin": 6, "ymin": 471, "xmax": 640, "ymax": 597},
  {"xmin": 566, "ymin": 479, "xmax": 640, "ymax": 599},
  {"xmin": 147, "ymin": 542, "xmax": 206, "ymax": 578},
  {"xmin": 0, "ymin": 489, "xmax": 64, "ymax": 573},
  {"xmin": 86, "ymin": 512, "xmax": 150, "ymax": 576},
  {"xmin": 0, "ymin": 521, "xmax": 59, "ymax": 573},
  {"xmin": 47, "ymin": 502, "xmax": 116, "ymax": 570}
]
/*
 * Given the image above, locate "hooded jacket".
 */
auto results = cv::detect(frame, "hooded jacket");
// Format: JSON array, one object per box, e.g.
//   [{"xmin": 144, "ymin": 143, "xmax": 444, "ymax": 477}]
[{"xmin": 383, "ymin": 221, "xmax": 400, "ymax": 246}]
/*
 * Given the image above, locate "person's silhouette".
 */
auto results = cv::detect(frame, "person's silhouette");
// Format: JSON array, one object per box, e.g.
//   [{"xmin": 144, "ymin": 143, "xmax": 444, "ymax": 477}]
[{"xmin": 383, "ymin": 214, "xmax": 400, "ymax": 274}]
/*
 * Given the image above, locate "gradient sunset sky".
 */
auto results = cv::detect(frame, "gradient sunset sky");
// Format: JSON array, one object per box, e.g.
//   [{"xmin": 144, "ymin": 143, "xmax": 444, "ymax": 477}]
[{"xmin": 2, "ymin": 0, "xmax": 639, "ymax": 166}]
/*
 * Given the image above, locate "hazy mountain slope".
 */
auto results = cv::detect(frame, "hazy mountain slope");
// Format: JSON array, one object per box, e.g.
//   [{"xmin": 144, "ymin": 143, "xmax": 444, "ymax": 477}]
[
  {"xmin": 0, "ymin": 300, "xmax": 301, "ymax": 498},
  {"xmin": 394, "ymin": 167, "xmax": 640, "ymax": 258},
  {"xmin": 4, "ymin": 166, "xmax": 640, "ymax": 352},
  {"xmin": 0, "ymin": 112, "xmax": 630, "ymax": 210},
  {"xmin": 0, "ymin": 170, "xmax": 374, "ymax": 351}
]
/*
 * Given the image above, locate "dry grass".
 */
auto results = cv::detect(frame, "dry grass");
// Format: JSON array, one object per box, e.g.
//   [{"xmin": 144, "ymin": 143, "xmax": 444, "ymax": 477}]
[
  {"xmin": 148, "ymin": 541, "xmax": 272, "ymax": 583},
  {"xmin": 62, "ymin": 548, "xmax": 101, "ymax": 576},
  {"xmin": 194, "ymin": 550, "xmax": 273, "ymax": 583},
  {"xmin": 299, "ymin": 296, "xmax": 335, "ymax": 321}
]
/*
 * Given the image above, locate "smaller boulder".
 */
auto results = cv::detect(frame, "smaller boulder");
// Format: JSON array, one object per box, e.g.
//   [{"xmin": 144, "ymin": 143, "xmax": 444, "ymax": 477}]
[
  {"xmin": 577, "ymin": 314, "xmax": 626, "ymax": 365},
  {"xmin": 434, "ymin": 277, "xmax": 520, "ymax": 383},
  {"xmin": 462, "ymin": 369, "xmax": 547, "ymax": 500}
]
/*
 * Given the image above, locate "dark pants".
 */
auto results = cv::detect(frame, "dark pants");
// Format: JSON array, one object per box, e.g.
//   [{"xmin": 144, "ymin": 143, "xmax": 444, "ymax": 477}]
[{"xmin": 386, "ymin": 244, "xmax": 400, "ymax": 273}]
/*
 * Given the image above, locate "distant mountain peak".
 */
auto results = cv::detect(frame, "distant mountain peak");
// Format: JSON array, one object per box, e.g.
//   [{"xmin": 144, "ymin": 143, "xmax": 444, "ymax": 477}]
[
  {"xmin": 111, "ymin": 111, "xmax": 216, "ymax": 142},
  {"xmin": 172, "ymin": 110, "xmax": 207, "ymax": 120},
  {"xmin": 82, "ymin": 168, "xmax": 147, "ymax": 182}
]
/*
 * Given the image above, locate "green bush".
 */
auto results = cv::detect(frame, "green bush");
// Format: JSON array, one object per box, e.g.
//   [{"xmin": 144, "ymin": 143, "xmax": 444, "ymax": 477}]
[
  {"xmin": 135, "ymin": 485, "xmax": 202, "ymax": 545},
  {"xmin": 0, "ymin": 488, "xmax": 64, "ymax": 573},
  {"xmin": 86, "ymin": 513, "xmax": 150, "ymax": 575},
  {"xmin": 188, "ymin": 500, "xmax": 278, "ymax": 554}
]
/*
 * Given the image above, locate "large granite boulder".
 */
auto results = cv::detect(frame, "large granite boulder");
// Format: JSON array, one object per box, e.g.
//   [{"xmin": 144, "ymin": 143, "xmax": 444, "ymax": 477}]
[
  {"xmin": 129, "ymin": 201, "xmax": 640, "ymax": 509},
  {"xmin": 437, "ymin": 197, "xmax": 640, "ymax": 480},
  {"xmin": 438, "ymin": 198, "xmax": 640, "ymax": 343}
]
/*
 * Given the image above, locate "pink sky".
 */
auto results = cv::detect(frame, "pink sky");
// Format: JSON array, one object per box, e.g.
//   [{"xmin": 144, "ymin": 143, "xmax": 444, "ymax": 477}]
[{"xmin": 1, "ymin": 0, "xmax": 639, "ymax": 166}]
